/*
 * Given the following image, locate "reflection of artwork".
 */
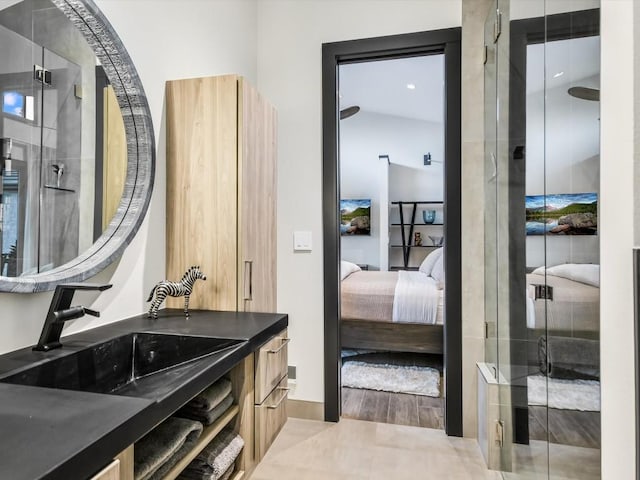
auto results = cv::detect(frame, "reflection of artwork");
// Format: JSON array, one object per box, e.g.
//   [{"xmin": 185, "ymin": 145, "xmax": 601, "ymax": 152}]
[
  {"xmin": 340, "ymin": 199, "xmax": 371, "ymax": 235},
  {"xmin": 525, "ymin": 192, "xmax": 598, "ymax": 235}
]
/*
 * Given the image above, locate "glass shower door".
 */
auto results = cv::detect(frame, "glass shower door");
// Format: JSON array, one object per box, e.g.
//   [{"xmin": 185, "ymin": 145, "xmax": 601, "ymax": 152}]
[
  {"xmin": 484, "ymin": 1, "xmax": 601, "ymax": 479},
  {"xmin": 0, "ymin": 19, "xmax": 44, "ymax": 276}
]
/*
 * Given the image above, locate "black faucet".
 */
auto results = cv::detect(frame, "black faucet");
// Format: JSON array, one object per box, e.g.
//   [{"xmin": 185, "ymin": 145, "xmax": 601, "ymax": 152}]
[{"xmin": 33, "ymin": 283, "xmax": 113, "ymax": 351}]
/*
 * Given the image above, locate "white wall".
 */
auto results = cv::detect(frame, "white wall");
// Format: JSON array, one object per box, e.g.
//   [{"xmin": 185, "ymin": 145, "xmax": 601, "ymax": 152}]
[
  {"xmin": 257, "ymin": 0, "xmax": 461, "ymax": 402},
  {"xmin": 601, "ymin": 1, "xmax": 635, "ymax": 478},
  {"xmin": 0, "ymin": 0, "xmax": 259, "ymax": 354},
  {"xmin": 340, "ymin": 111, "xmax": 444, "ymax": 270}
]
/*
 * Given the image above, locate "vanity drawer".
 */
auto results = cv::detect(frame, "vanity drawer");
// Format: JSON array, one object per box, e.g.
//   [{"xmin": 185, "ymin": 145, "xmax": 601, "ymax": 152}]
[
  {"xmin": 255, "ymin": 329, "xmax": 289, "ymax": 404},
  {"xmin": 255, "ymin": 375, "xmax": 288, "ymax": 460}
]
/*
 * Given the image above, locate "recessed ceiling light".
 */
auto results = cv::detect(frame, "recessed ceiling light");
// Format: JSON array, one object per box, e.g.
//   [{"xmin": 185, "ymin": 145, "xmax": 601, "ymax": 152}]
[
  {"xmin": 406, "ymin": 83, "xmax": 416, "ymax": 90},
  {"xmin": 553, "ymin": 71, "xmax": 564, "ymax": 78}
]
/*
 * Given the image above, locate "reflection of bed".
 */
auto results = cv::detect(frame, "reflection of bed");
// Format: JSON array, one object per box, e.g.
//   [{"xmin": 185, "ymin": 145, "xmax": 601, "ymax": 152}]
[
  {"xmin": 340, "ymin": 255, "xmax": 444, "ymax": 354},
  {"xmin": 526, "ymin": 263, "xmax": 599, "ymax": 337},
  {"xmin": 526, "ymin": 263, "xmax": 600, "ymax": 379}
]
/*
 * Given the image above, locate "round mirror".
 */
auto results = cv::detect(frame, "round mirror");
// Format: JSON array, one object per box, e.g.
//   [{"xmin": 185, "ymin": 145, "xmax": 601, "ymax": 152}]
[{"xmin": 0, "ymin": 0, "xmax": 154, "ymax": 292}]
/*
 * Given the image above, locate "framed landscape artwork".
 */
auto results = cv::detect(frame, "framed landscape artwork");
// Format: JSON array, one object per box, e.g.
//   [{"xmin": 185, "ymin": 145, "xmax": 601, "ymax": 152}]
[
  {"xmin": 340, "ymin": 199, "xmax": 371, "ymax": 235},
  {"xmin": 525, "ymin": 192, "xmax": 597, "ymax": 235}
]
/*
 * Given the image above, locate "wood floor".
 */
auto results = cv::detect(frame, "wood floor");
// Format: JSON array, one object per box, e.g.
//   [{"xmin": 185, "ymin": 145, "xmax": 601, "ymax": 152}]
[
  {"xmin": 528, "ymin": 405, "xmax": 601, "ymax": 449},
  {"xmin": 341, "ymin": 387, "xmax": 444, "ymax": 429},
  {"xmin": 340, "ymin": 351, "xmax": 444, "ymax": 429}
]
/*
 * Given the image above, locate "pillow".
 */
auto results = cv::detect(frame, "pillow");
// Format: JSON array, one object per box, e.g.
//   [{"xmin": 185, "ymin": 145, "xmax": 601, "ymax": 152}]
[
  {"xmin": 430, "ymin": 255, "xmax": 445, "ymax": 288},
  {"xmin": 340, "ymin": 260, "xmax": 361, "ymax": 281},
  {"xmin": 531, "ymin": 263, "xmax": 599, "ymax": 287},
  {"xmin": 418, "ymin": 247, "xmax": 443, "ymax": 275},
  {"xmin": 546, "ymin": 263, "xmax": 599, "ymax": 287}
]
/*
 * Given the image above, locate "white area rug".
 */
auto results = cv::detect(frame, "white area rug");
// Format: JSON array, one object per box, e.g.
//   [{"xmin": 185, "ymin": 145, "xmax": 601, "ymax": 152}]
[
  {"xmin": 341, "ymin": 361, "xmax": 440, "ymax": 397},
  {"xmin": 528, "ymin": 375, "xmax": 600, "ymax": 412}
]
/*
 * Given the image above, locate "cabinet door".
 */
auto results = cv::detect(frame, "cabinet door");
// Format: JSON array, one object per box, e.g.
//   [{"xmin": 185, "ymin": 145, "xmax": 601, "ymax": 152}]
[
  {"xmin": 238, "ymin": 79, "xmax": 277, "ymax": 312},
  {"xmin": 166, "ymin": 76, "xmax": 239, "ymax": 311}
]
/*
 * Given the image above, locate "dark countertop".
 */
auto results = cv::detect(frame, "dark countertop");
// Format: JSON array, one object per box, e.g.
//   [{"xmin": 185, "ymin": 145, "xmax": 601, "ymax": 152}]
[{"xmin": 0, "ymin": 308, "xmax": 288, "ymax": 480}]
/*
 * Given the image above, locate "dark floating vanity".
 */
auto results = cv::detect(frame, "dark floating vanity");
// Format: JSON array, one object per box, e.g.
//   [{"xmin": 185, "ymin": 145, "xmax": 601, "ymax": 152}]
[{"xmin": 0, "ymin": 309, "xmax": 288, "ymax": 480}]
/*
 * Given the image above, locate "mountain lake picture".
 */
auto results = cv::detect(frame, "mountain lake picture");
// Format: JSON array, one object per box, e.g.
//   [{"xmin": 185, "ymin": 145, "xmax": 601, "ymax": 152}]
[
  {"xmin": 340, "ymin": 199, "xmax": 371, "ymax": 235},
  {"xmin": 525, "ymin": 192, "xmax": 597, "ymax": 235}
]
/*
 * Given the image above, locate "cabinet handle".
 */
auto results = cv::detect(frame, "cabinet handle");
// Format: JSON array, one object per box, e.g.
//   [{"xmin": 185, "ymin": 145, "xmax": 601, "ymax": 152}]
[
  {"xmin": 243, "ymin": 260, "xmax": 253, "ymax": 301},
  {"xmin": 268, "ymin": 337, "xmax": 290, "ymax": 354},
  {"xmin": 266, "ymin": 387, "xmax": 289, "ymax": 409}
]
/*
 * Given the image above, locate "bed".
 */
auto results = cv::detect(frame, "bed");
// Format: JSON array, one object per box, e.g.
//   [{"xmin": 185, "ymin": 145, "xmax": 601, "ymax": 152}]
[{"xmin": 340, "ymin": 249, "xmax": 445, "ymax": 354}]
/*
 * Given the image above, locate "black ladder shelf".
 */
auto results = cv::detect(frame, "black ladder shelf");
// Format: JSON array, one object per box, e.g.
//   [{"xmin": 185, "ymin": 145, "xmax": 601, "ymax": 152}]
[{"xmin": 390, "ymin": 201, "xmax": 444, "ymax": 269}]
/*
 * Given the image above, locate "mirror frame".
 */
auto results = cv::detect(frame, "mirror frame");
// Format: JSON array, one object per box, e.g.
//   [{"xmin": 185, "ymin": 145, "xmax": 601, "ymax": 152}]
[{"xmin": 0, "ymin": 0, "xmax": 155, "ymax": 293}]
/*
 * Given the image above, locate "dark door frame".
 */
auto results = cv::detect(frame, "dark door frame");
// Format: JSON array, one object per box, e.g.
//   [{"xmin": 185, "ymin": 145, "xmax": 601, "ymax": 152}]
[{"xmin": 321, "ymin": 28, "xmax": 463, "ymax": 436}]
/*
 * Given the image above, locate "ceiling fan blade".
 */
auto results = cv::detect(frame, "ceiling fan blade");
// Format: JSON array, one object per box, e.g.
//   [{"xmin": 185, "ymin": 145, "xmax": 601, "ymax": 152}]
[
  {"xmin": 340, "ymin": 105, "xmax": 360, "ymax": 120},
  {"xmin": 568, "ymin": 86, "xmax": 600, "ymax": 101}
]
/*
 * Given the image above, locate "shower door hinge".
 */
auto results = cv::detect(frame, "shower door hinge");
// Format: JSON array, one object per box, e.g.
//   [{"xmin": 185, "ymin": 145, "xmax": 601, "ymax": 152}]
[
  {"xmin": 485, "ymin": 322, "xmax": 489, "ymax": 339},
  {"xmin": 483, "ymin": 45, "xmax": 488, "ymax": 65},
  {"xmin": 495, "ymin": 420, "xmax": 504, "ymax": 447},
  {"xmin": 494, "ymin": 9, "xmax": 502, "ymax": 43},
  {"xmin": 33, "ymin": 65, "xmax": 52, "ymax": 86},
  {"xmin": 532, "ymin": 283, "xmax": 554, "ymax": 301}
]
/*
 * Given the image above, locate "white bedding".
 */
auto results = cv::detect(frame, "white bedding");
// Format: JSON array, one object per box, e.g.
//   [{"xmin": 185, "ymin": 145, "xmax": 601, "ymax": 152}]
[{"xmin": 392, "ymin": 271, "xmax": 441, "ymax": 324}]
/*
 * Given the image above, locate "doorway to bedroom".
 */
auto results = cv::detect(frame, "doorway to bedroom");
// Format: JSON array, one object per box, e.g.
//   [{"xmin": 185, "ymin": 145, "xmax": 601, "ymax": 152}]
[
  {"xmin": 322, "ymin": 29, "xmax": 462, "ymax": 436},
  {"xmin": 338, "ymin": 55, "xmax": 446, "ymax": 428}
]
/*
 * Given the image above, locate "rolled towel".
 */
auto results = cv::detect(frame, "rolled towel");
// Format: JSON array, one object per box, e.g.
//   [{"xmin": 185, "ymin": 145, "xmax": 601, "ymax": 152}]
[
  {"xmin": 187, "ymin": 378, "xmax": 232, "ymax": 411},
  {"xmin": 538, "ymin": 335, "xmax": 600, "ymax": 380},
  {"xmin": 177, "ymin": 393, "xmax": 234, "ymax": 425},
  {"xmin": 179, "ymin": 427, "xmax": 244, "ymax": 480},
  {"xmin": 134, "ymin": 417, "xmax": 203, "ymax": 480}
]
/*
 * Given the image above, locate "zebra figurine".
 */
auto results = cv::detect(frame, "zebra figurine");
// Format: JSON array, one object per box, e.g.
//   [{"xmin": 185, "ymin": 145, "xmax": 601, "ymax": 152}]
[{"xmin": 146, "ymin": 265, "xmax": 207, "ymax": 319}]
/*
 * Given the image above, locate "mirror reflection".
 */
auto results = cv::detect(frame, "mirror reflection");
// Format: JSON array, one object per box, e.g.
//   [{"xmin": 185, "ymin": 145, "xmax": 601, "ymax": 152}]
[
  {"xmin": 484, "ymin": 1, "xmax": 600, "ymax": 478},
  {"xmin": 0, "ymin": 0, "xmax": 126, "ymax": 277}
]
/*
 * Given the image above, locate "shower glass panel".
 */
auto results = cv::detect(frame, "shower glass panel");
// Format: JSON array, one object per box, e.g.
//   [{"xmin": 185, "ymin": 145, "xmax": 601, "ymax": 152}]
[
  {"xmin": 539, "ymin": 5, "xmax": 600, "ymax": 479},
  {"xmin": 485, "ymin": 1, "xmax": 600, "ymax": 479},
  {"xmin": 39, "ymin": 46, "xmax": 82, "ymax": 272},
  {"xmin": 484, "ymin": 0, "xmax": 498, "ymax": 374},
  {"xmin": 0, "ymin": 0, "xmax": 91, "ymax": 276},
  {"xmin": 0, "ymin": 20, "xmax": 43, "ymax": 276}
]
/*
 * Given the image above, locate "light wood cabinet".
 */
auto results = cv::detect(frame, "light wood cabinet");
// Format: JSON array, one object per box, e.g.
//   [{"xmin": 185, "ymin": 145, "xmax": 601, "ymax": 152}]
[
  {"xmin": 254, "ymin": 328, "xmax": 288, "ymax": 461},
  {"xmin": 90, "ymin": 460, "xmax": 119, "ymax": 480},
  {"xmin": 90, "ymin": 445, "xmax": 132, "ymax": 480},
  {"xmin": 165, "ymin": 74, "xmax": 277, "ymax": 313}
]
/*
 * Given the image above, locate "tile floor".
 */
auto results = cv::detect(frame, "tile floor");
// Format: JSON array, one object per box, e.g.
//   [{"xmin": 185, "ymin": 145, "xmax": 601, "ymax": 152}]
[{"xmin": 249, "ymin": 417, "xmax": 501, "ymax": 479}]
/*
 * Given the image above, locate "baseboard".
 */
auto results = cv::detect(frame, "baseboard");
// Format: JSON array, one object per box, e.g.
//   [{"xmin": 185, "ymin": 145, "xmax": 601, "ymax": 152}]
[{"xmin": 287, "ymin": 399, "xmax": 324, "ymax": 421}]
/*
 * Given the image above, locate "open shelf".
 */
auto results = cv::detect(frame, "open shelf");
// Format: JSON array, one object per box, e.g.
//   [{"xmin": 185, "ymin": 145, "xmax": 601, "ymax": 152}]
[
  {"xmin": 161, "ymin": 404, "xmax": 240, "ymax": 480},
  {"xmin": 389, "ymin": 200, "xmax": 444, "ymax": 269}
]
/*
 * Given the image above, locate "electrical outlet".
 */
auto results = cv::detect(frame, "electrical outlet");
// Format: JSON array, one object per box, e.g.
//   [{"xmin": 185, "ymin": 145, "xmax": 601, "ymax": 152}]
[{"xmin": 288, "ymin": 365, "xmax": 296, "ymax": 380}]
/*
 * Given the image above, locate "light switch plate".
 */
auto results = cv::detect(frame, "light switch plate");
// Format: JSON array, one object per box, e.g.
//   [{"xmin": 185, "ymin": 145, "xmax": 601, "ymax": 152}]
[{"xmin": 293, "ymin": 231, "xmax": 312, "ymax": 251}]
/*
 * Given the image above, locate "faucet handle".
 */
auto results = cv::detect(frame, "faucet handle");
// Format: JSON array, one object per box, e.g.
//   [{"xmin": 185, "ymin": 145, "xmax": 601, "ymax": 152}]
[
  {"xmin": 55, "ymin": 283, "xmax": 112, "ymax": 293},
  {"xmin": 83, "ymin": 307, "xmax": 100, "ymax": 317}
]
